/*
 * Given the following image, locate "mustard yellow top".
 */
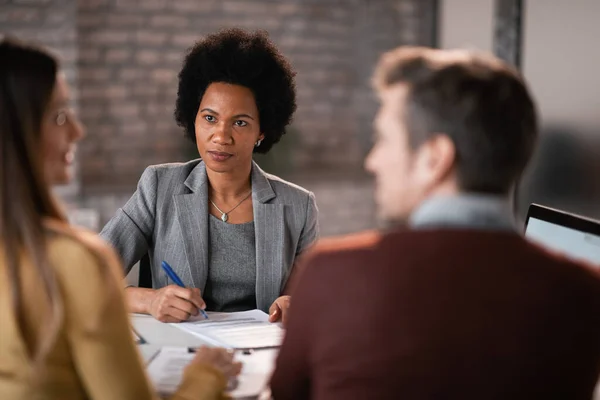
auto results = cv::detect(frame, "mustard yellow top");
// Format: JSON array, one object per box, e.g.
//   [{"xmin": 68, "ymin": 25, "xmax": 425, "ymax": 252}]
[{"xmin": 0, "ymin": 220, "xmax": 228, "ymax": 400}]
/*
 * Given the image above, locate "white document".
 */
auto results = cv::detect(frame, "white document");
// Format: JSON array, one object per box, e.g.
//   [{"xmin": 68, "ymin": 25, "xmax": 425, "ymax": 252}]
[
  {"xmin": 137, "ymin": 344, "xmax": 161, "ymax": 365},
  {"xmin": 171, "ymin": 310, "xmax": 285, "ymax": 349},
  {"xmin": 146, "ymin": 346, "xmax": 278, "ymax": 398}
]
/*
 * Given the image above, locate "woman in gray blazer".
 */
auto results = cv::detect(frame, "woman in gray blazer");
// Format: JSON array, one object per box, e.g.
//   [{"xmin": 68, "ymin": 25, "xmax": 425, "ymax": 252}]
[{"xmin": 100, "ymin": 29, "xmax": 318, "ymax": 323}]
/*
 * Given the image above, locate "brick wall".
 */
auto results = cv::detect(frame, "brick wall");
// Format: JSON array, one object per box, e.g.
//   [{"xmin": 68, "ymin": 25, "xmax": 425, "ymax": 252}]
[
  {"xmin": 1, "ymin": 0, "xmax": 80, "ymax": 200},
  {"xmin": 2, "ymin": 0, "xmax": 437, "ymax": 237},
  {"xmin": 73, "ymin": 0, "xmax": 435, "ymax": 236},
  {"xmin": 352, "ymin": 0, "xmax": 437, "ymax": 157},
  {"xmin": 75, "ymin": 0, "xmax": 435, "ymax": 193}
]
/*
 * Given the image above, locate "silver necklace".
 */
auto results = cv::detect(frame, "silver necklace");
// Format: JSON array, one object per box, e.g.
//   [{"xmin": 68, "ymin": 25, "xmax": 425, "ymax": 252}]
[{"xmin": 210, "ymin": 191, "xmax": 252, "ymax": 222}]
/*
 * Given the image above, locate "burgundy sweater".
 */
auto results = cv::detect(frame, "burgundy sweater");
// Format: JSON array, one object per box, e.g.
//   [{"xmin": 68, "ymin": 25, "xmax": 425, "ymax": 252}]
[{"xmin": 271, "ymin": 229, "xmax": 600, "ymax": 400}]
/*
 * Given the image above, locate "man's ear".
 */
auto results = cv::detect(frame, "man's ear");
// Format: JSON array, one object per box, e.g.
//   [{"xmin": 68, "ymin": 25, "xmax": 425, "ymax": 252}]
[{"xmin": 415, "ymin": 134, "xmax": 456, "ymax": 186}]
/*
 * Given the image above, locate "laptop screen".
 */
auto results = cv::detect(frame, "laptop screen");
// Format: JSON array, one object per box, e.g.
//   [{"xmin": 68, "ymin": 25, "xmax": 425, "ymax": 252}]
[{"xmin": 525, "ymin": 204, "xmax": 600, "ymax": 267}]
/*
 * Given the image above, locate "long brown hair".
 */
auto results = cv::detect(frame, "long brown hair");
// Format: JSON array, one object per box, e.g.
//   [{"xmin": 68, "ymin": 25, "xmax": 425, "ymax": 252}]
[{"xmin": 0, "ymin": 37, "xmax": 67, "ymax": 364}]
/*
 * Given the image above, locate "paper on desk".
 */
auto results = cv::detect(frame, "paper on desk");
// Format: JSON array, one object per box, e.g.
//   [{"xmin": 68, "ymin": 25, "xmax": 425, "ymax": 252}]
[
  {"xmin": 146, "ymin": 346, "xmax": 278, "ymax": 398},
  {"xmin": 137, "ymin": 344, "xmax": 161, "ymax": 365},
  {"xmin": 171, "ymin": 310, "xmax": 284, "ymax": 349}
]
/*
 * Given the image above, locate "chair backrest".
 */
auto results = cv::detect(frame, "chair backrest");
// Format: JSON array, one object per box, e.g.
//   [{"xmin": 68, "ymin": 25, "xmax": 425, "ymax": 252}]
[{"xmin": 138, "ymin": 253, "xmax": 153, "ymax": 288}]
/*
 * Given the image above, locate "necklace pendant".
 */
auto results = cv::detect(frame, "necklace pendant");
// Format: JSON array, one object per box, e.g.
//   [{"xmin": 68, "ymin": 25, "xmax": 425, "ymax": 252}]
[{"xmin": 221, "ymin": 213, "xmax": 228, "ymax": 222}]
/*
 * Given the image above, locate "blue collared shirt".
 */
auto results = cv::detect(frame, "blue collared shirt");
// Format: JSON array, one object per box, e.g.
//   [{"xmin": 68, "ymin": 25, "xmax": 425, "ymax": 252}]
[{"xmin": 408, "ymin": 194, "xmax": 518, "ymax": 232}]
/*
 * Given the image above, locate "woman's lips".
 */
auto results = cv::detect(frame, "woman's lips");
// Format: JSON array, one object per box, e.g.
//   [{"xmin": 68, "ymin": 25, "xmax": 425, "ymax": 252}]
[{"xmin": 207, "ymin": 151, "xmax": 233, "ymax": 162}]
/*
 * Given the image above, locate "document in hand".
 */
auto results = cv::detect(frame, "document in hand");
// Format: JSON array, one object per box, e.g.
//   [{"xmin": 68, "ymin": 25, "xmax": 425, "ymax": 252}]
[
  {"xmin": 146, "ymin": 346, "xmax": 278, "ymax": 398},
  {"xmin": 171, "ymin": 310, "xmax": 284, "ymax": 349}
]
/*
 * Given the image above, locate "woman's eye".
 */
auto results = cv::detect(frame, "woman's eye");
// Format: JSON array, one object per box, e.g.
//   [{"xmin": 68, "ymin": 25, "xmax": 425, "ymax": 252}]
[
  {"xmin": 204, "ymin": 115, "xmax": 216, "ymax": 122},
  {"xmin": 234, "ymin": 120, "xmax": 247, "ymax": 127},
  {"xmin": 55, "ymin": 111, "xmax": 67, "ymax": 126}
]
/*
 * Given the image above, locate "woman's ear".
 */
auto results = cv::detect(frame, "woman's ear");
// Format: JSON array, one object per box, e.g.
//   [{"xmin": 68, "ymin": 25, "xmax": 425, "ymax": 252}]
[{"xmin": 255, "ymin": 134, "xmax": 265, "ymax": 148}]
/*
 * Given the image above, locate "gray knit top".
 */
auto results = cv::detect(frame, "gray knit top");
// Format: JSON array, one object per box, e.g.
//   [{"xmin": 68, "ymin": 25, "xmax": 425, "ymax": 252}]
[{"xmin": 203, "ymin": 214, "xmax": 257, "ymax": 312}]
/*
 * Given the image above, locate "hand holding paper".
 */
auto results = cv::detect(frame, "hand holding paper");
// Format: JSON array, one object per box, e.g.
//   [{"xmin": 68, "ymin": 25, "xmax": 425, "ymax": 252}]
[
  {"xmin": 268, "ymin": 295, "xmax": 291, "ymax": 325},
  {"xmin": 192, "ymin": 346, "xmax": 242, "ymax": 380},
  {"xmin": 147, "ymin": 346, "xmax": 278, "ymax": 398}
]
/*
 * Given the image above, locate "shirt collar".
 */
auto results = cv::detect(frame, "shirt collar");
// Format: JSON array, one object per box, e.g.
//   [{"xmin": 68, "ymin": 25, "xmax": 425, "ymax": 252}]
[{"xmin": 408, "ymin": 193, "xmax": 517, "ymax": 232}]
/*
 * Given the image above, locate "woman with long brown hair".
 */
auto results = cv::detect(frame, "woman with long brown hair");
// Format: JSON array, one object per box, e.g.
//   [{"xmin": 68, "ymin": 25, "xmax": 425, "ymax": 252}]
[{"xmin": 0, "ymin": 37, "xmax": 240, "ymax": 399}]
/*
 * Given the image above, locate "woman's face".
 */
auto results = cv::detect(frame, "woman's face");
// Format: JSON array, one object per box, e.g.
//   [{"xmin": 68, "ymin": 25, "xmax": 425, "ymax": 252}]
[
  {"xmin": 40, "ymin": 74, "xmax": 85, "ymax": 185},
  {"xmin": 194, "ymin": 82, "xmax": 264, "ymax": 174}
]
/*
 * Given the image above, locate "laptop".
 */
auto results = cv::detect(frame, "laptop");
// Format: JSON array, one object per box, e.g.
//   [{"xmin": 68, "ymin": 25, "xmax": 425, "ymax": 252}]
[{"xmin": 524, "ymin": 203, "xmax": 600, "ymax": 267}]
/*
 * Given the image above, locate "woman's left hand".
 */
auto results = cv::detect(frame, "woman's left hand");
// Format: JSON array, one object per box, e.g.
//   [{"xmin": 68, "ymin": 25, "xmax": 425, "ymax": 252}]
[{"xmin": 268, "ymin": 295, "xmax": 291, "ymax": 325}]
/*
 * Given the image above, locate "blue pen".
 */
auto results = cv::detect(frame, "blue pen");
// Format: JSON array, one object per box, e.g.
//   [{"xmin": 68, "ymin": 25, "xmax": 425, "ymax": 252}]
[{"xmin": 161, "ymin": 260, "xmax": 209, "ymax": 320}]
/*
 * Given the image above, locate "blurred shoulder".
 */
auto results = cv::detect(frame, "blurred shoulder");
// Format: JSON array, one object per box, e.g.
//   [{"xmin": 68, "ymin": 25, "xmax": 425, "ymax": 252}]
[
  {"xmin": 44, "ymin": 219, "xmax": 120, "ymax": 272},
  {"xmin": 527, "ymin": 239, "xmax": 600, "ymax": 289},
  {"xmin": 288, "ymin": 230, "xmax": 382, "ymax": 294},
  {"xmin": 312, "ymin": 230, "xmax": 381, "ymax": 255},
  {"xmin": 301, "ymin": 230, "xmax": 382, "ymax": 270}
]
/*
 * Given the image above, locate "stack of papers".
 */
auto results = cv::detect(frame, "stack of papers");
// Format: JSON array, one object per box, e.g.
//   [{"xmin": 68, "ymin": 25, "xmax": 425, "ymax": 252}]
[
  {"xmin": 171, "ymin": 310, "xmax": 284, "ymax": 349},
  {"xmin": 146, "ymin": 347, "xmax": 278, "ymax": 398},
  {"xmin": 144, "ymin": 310, "xmax": 282, "ymax": 398}
]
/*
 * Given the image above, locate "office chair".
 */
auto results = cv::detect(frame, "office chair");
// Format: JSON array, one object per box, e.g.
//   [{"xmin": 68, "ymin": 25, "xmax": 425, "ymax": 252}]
[{"xmin": 138, "ymin": 253, "xmax": 153, "ymax": 288}]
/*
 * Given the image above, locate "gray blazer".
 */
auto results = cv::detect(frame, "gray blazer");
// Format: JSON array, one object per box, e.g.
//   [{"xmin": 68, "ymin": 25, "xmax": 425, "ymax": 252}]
[{"xmin": 100, "ymin": 159, "xmax": 319, "ymax": 312}]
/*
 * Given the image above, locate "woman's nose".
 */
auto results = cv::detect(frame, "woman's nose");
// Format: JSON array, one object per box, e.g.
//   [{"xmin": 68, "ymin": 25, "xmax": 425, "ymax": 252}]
[
  {"xmin": 212, "ymin": 124, "xmax": 232, "ymax": 145},
  {"xmin": 68, "ymin": 113, "xmax": 85, "ymax": 142}
]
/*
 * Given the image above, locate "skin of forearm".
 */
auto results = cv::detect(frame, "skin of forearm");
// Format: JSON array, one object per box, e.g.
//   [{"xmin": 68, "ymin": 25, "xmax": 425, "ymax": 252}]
[{"xmin": 124, "ymin": 286, "xmax": 154, "ymax": 314}]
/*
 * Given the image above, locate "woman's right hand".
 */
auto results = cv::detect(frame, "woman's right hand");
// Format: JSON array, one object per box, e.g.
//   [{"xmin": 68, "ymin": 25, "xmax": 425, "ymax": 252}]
[
  {"xmin": 191, "ymin": 346, "xmax": 242, "ymax": 379},
  {"xmin": 146, "ymin": 285, "xmax": 206, "ymax": 323}
]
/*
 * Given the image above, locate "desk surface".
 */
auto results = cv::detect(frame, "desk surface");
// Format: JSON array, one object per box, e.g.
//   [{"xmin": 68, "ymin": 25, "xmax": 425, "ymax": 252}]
[
  {"xmin": 132, "ymin": 313, "xmax": 210, "ymax": 347},
  {"xmin": 132, "ymin": 313, "xmax": 211, "ymax": 364}
]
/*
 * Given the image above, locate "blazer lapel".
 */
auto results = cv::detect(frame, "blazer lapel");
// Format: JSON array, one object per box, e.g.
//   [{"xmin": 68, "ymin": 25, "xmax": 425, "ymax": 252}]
[
  {"xmin": 173, "ymin": 162, "xmax": 209, "ymax": 291},
  {"xmin": 252, "ymin": 162, "xmax": 285, "ymax": 312}
]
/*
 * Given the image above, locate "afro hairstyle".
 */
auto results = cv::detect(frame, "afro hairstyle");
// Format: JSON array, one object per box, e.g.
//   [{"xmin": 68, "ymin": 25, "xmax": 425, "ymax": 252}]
[{"xmin": 174, "ymin": 28, "xmax": 297, "ymax": 154}]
